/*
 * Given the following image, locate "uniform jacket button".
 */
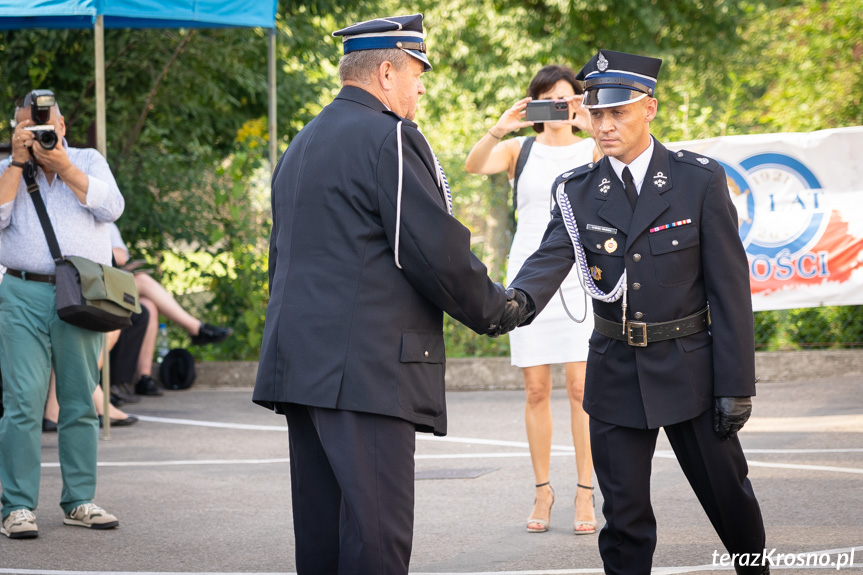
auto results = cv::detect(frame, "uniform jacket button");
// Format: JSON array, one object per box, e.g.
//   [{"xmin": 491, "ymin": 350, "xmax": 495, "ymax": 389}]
[
  {"xmin": 632, "ymin": 282, "xmax": 641, "ymax": 290},
  {"xmin": 633, "ymin": 253, "xmax": 641, "ymax": 262},
  {"xmin": 424, "ymin": 350, "xmax": 429, "ymax": 357},
  {"xmin": 672, "ymin": 239, "xmax": 679, "ymax": 246},
  {"xmin": 634, "ymin": 311, "xmax": 644, "ymax": 320}
]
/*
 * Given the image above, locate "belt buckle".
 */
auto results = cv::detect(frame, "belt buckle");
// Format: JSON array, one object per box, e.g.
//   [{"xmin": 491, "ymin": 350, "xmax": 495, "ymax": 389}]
[{"xmin": 626, "ymin": 321, "xmax": 648, "ymax": 347}]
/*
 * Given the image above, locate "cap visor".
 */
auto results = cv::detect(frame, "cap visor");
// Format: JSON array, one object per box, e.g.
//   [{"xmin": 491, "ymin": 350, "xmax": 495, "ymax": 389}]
[
  {"xmin": 582, "ymin": 88, "xmax": 647, "ymax": 109},
  {"xmin": 404, "ymin": 49, "xmax": 432, "ymax": 71}
]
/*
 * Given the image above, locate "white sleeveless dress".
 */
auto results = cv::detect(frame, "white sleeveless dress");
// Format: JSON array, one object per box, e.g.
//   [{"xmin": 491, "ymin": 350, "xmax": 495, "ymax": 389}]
[{"xmin": 505, "ymin": 137, "xmax": 596, "ymax": 367}]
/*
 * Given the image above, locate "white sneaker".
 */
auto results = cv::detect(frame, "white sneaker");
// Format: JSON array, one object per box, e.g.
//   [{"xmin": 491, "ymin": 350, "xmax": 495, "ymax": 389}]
[
  {"xmin": 1, "ymin": 509, "xmax": 38, "ymax": 539},
  {"xmin": 63, "ymin": 503, "xmax": 119, "ymax": 529}
]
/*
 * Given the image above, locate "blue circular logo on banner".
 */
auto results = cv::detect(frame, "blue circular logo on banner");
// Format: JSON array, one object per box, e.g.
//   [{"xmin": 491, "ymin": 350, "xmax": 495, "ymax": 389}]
[{"xmin": 720, "ymin": 153, "xmax": 824, "ymax": 259}]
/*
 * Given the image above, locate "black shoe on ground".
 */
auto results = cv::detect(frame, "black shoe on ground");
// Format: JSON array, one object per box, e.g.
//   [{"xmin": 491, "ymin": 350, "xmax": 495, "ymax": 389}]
[
  {"xmin": 135, "ymin": 375, "xmax": 163, "ymax": 397},
  {"xmin": 42, "ymin": 418, "xmax": 58, "ymax": 433},
  {"xmin": 191, "ymin": 323, "xmax": 233, "ymax": 345},
  {"xmin": 111, "ymin": 382, "xmax": 141, "ymax": 404},
  {"xmin": 98, "ymin": 415, "xmax": 139, "ymax": 428}
]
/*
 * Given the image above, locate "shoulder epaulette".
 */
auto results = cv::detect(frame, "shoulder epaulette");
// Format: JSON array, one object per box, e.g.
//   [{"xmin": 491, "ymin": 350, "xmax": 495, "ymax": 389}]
[
  {"xmin": 554, "ymin": 160, "xmax": 599, "ymax": 187},
  {"xmin": 671, "ymin": 149, "xmax": 719, "ymax": 171}
]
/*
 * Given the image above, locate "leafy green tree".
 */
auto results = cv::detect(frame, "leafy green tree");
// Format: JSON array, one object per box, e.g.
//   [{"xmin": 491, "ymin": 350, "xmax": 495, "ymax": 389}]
[{"xmin": 3, "ymin": 0, "xmax": 861, "ymax": 358}]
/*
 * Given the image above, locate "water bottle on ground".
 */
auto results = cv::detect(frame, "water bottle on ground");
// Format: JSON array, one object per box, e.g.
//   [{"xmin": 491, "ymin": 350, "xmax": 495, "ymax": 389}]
[{"xmin": 156, "ymin": 323, "xmax": 170, "ymax": 363}]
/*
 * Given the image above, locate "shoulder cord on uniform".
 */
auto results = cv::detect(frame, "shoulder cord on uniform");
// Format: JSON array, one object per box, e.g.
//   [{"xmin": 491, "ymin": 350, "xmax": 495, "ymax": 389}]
[
  {"xmin": 548, "ymin": 187, "xmax": 590, "ymax": 324},
  {"xmin": 556, "ymin": 182, "xmax": 630, "ymax": 331},
  {"xmin": 393, "ymin": 121, "xmax": 454, "ymax": 270}
]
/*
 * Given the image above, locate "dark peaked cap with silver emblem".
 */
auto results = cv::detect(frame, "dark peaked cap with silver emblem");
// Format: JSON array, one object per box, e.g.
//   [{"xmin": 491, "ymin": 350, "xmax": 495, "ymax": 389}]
[
  {"xmin": 333, "ymin": 13, "xmax": 431, "ymax": 72},
  {"xmin": 576, "ymin": 50, "xmax": 662, "ymax": 109}
]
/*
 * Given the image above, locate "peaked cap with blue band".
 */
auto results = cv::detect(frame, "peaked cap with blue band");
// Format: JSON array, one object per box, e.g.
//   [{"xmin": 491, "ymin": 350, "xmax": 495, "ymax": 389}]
[
  {"xmin": 333, "ymin": 13, "xmax": 431, "ymax": 72},
  {"xmin": 576, "ymin": 50, "xmax": 662, "ymax": 109}
]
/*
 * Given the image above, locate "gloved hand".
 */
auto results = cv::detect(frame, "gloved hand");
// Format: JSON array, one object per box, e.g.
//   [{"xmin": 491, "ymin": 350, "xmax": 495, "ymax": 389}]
[
  {"xmin": 712, "ymin": 396, "xmax": 753, "ymax": 441},
  {"xmin": 487, "ymin": 287, "xmax": 533, "ymax": 337}
]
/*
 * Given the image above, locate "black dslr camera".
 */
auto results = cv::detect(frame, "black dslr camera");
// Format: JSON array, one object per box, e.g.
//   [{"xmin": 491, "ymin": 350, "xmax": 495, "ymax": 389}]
[{"xmin": 23, "ymin": 90, "xmax": 59, "ymax": 150}]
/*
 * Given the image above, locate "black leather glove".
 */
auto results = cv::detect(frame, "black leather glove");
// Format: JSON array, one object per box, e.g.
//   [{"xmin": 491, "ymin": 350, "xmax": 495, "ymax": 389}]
[
  {"xmin": 487, "ymin": 287, "xmax": 533, "ymax": 337},
  {"xmin": 712, "ymin": 396, "xmax": 753, "ymax": 441}
]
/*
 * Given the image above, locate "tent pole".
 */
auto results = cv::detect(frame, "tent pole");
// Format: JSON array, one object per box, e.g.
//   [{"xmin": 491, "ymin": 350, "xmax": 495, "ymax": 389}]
[
  {"xmin": 95, "ymin": 15, "xmax": 107, "ymax": 159},
  {"xmin": 268, "ymin": 27, "xmax": 277, "ymax": 170}
]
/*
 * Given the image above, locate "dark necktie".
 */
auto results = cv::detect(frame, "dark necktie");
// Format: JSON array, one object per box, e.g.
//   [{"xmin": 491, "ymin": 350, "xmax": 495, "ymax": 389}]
[{"xmin": 622, "ymin": 166, "xmax": 638, "ymax": 210}]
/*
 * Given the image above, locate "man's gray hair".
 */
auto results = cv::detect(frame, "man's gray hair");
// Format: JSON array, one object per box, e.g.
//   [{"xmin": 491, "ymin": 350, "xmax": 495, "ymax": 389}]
[{"xmin": 338, "ymin": 48, "xmax": 410, "ymax": 85}]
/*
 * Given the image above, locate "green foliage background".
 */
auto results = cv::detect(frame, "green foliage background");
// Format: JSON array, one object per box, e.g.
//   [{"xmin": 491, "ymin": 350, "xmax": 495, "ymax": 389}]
[{"xmin": 1, "ymin": 0, "xmax": 861, "ymax": 359}]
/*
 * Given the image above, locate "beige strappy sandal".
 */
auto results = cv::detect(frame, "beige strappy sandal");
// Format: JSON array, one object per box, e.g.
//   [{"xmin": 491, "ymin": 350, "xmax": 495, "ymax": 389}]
[
  {"xmin": 526, "ymin": 481, "xmax": 555, "ymax": 533},
  {"xmin": 574, "ymin": 483, "xmax": 597, "ymax": 535}
]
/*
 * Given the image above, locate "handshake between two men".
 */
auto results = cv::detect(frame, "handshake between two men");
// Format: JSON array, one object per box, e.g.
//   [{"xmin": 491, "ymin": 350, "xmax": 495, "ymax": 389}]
[{"xmin": 487, "ymin": 287, "xmax": 534, "ymax": 338}]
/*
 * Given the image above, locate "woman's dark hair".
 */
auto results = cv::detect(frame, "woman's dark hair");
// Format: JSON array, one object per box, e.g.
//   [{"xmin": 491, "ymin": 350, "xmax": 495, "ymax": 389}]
[{"xmin": 527, "ymin": 64, "xmax": 582, "ymax": 134}]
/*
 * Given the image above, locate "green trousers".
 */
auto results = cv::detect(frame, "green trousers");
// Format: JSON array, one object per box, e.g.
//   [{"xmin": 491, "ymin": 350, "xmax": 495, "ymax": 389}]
[{"xmin": 0, "ymin": 274, "xmax": 101, "ymax": 518}]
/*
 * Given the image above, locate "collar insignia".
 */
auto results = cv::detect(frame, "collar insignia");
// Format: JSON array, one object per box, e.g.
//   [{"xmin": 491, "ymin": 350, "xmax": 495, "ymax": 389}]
[
  {"xmin": 653, "ymin": 171, "xmax": 667, "ymax": 187},
  {"xmin": 599, "ymin": 177, "xmax": 611, "ymax": 195}
]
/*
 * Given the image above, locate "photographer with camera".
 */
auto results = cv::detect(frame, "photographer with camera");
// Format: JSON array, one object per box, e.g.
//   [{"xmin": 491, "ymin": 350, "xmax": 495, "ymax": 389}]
[
  {"xmin": 465, "ymin": 65, "xmax": 601, "ymax": 535},
  {"xmin": 0, "ymin": 90, "xmax": 124, "ymax": 539}
]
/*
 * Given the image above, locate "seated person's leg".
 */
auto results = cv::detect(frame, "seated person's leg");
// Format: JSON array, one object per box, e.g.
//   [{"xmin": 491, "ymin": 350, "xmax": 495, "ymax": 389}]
[
  {"xmin": 133, "ymin": 273, "xmax": 232, "ymax": 344},
  {"xmin": 110, "ymin": 305, "xmax": 162, "ymax": 397},
  {"xmin": 136, "ymin": 298, "xmax": 158, "ymax": 381}
]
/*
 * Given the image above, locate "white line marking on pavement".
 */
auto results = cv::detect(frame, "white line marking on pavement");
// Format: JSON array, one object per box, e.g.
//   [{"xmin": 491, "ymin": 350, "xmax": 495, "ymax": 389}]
[
  {"xmin": 38, "ymin": 449, "xmax": 863, "ymax": 475},
  {"xmin": 79, "ymin": 416, "xmax": 859, "ymax": 475},
  {"xmin": 653, "ymin": 450, "xmax": 863, "ymax": 474},
  {"xmin": 2, "ymin": 544, "xmax": 860, "ymax": 574},
  {"xmin": 133, "ymin": 414, "xmax": 287, "ymax": 431}
]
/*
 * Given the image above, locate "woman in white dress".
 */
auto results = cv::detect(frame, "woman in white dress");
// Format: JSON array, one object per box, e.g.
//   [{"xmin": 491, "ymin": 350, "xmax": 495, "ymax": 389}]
[{"xmin": 465, "ymin": 65, "xmax": 599, "ymax": 535}]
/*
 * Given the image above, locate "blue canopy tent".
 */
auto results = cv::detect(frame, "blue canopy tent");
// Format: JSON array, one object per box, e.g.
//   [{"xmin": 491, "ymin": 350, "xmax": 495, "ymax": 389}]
[
  {"xmin": 0, "ymin": 0, "xmax": 278, "ymax": 435},
  {"xmin": 0, "ymin": 0, "xmax": 279, "ymax": 167}
]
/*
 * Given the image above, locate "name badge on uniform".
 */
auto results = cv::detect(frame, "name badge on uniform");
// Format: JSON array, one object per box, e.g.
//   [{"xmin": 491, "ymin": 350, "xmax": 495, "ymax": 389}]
[{"xmin": 587, "ymin": 224, "xmax": 618, "ymax": 235}]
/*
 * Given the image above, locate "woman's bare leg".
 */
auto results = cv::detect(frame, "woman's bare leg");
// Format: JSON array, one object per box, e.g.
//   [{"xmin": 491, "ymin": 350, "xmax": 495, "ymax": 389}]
[
  {"xmin": 136, "ymin": 298, "xmax": 159, "ymax": 377},
  {"xmin": 523, "ymin": 365, "xmax": 555, "ymax": 530},
  {"xmin": 566, "ymin": 361, "xmax": 597, "ymax": 532},
  {"xmin": 134, "ymin": 273, "xmax": 200, "ymax": 335}
]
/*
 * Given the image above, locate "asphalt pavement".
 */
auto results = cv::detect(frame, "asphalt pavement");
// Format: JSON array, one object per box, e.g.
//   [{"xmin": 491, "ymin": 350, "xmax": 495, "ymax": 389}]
[{"xmin": 1, "ymin": 375, "xmax": 862, "ymax": 574}]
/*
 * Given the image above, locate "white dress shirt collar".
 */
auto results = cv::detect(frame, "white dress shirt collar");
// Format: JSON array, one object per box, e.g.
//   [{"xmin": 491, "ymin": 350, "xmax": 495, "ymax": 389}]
[{"xmin": 608, "ymin": 136, "xmax": 655, "ymax": 194}]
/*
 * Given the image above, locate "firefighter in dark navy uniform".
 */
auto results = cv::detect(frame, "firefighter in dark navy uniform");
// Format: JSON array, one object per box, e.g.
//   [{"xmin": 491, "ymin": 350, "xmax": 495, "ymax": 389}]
[
  {"xmin": 505, "ymin": 50, "xmax": 769, "ymax": 575},
  {"xmin": 253, "ymin": 13, "xmax": 525, "ymax": 575}
]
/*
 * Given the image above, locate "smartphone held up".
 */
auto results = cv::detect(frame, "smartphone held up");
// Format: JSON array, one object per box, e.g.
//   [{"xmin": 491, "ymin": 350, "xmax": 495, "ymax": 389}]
[{"xmin": 524, "ymin": 99, "xmax": 569, "ymax": 123}]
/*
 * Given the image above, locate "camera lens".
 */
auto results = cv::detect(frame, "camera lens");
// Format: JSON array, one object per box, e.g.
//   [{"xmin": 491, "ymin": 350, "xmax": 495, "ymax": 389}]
[
  {"xmin": 554, "ymin": 101, "xmax": 568, "ymax": 110},
  {"xmin": 37, "ymin": 130, "xmax": 58, "ymax": 150}
]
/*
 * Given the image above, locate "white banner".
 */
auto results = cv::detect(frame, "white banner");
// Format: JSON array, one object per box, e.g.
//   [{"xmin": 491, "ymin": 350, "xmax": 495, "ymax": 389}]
[{"xmin": 668, "ymin": 127, "xmax": 863, "ymax": 311}]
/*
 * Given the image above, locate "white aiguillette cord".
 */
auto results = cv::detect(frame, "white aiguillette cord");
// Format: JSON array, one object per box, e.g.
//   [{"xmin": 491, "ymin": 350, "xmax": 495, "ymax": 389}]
[
  {"xmin": 556, "ymin": 182, "xmax": 629, "ymax": 331},
  {"xmin": 393, "ymin": 121, "xmax": 454, "ymax": 270}
]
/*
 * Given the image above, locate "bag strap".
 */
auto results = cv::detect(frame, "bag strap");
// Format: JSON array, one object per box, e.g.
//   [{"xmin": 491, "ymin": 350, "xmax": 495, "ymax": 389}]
[
  {"xmin": 512, "ymin": 136, "xmax": 535, "ymax": 213},
  {"xmin": 23, "ymin": 161, "xmax": 64, "ymax": 264}
]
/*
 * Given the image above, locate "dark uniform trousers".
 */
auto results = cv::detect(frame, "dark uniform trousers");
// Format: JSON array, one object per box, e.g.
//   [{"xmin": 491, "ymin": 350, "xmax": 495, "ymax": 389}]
[
  {"xmin": 591, "ymin": 409, "xmax": 766, "ymax": 575},
  {"xmin": 283, "ymin": 404, "xmax": 416, "ymax": 575}
]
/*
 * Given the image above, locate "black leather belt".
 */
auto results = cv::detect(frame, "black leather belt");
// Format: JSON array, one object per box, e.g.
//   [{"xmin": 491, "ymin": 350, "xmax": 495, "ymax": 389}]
[
  {"xmin": 593, "ymin": 307, "xmax": 710, "ymax": 347},
  {"xmin": 5, "ymin": 268, "xmax": 56, "ymax": 284}
]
